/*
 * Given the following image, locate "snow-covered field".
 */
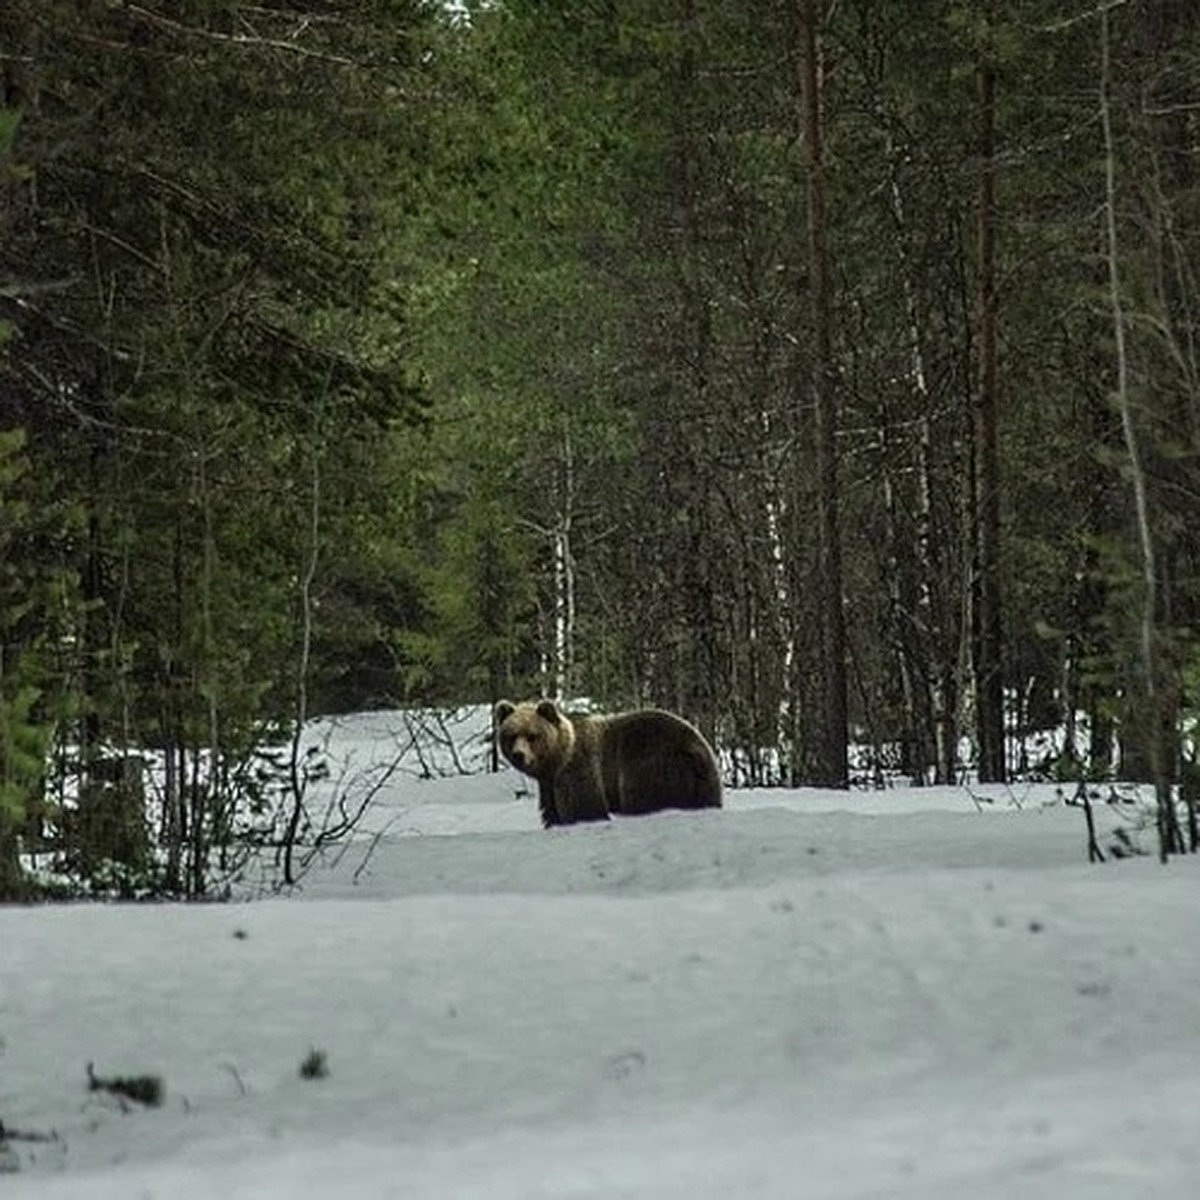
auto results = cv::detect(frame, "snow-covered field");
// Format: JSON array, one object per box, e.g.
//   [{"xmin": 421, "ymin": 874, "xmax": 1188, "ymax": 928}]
[{"xmin": 3, "ymin": 711, "xmax": 1198, "ymax": 1198}]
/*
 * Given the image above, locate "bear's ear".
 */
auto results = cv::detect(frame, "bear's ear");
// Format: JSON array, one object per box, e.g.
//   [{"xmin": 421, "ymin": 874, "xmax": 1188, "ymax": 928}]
[
  {"xmin": 536, "ymin": 699, "xmax": 562, "ymax": 724},
  {"xmin": 494, "ymin": 700, "xmax": 515, "ymax": 723}
]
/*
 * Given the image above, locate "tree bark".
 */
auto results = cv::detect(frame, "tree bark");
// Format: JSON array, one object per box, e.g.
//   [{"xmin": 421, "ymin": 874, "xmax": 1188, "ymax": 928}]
[
  {"xmin": 283, "ymin": 403, "xmax": 323, "ymax": 887},
  {"xmin": 798, "ymin": 0, "xmax": 848, "ymax": 787},
  {"xmin": 1098, "ymin": 7, "xmax": 1183, "ymax": 858},
  {"xmin": 973, "ymin": 57, "xmax": 1006, "ymax": 783}
]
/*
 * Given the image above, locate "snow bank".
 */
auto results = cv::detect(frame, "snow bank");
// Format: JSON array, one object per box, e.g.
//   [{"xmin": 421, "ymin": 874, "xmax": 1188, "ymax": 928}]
[{"xmin": 2, "ymin": 722, "xmax": 1197, "ymax": 1198}]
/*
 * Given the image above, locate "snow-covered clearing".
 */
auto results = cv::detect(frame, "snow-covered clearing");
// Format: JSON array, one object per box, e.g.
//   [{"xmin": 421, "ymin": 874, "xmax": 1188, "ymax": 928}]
[{"xmin": 2, "ymin": 711, "xmax": 1198, "ymax": 1197}]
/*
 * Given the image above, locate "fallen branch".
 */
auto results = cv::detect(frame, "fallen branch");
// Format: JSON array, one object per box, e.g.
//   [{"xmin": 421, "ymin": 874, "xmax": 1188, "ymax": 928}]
[{"xmin": 87, "ymin": 1062, "xmax": 164, "ymax": 1108}]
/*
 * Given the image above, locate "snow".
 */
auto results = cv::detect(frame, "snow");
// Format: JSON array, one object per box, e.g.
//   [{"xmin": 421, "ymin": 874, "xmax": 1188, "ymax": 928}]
[{"xmin": 2, "ymin": 711, "xmax": 1198, "ymax": 1198}]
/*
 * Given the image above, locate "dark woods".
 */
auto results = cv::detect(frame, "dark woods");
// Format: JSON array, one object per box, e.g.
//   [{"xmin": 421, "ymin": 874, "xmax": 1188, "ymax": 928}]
[{"xmin": 2, "ymin": 1, "xmax": 1199, "ymax": 894}]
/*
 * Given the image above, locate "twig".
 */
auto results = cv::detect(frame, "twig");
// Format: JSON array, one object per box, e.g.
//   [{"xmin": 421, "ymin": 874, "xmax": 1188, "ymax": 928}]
[
  {"xmin": 221, "ymin": 1062, "xmax": 249, "ymax": 1097},
  {"xmin": 352, "ymin": 814, "xmax": 401, "ymax": 884},
  {"xmin": 1073, "ymin": 779, "xmax": 1106, "ymax": 863},
  {"xmin": 0, "ymin": 1118, "xmax": 59, "ymax": 1144}
]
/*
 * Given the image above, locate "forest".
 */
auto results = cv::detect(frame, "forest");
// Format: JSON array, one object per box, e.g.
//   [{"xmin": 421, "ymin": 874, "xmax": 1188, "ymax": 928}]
[{"xmin": 2, "ymin": 0, "xmax": 1199, "ymax": 897}]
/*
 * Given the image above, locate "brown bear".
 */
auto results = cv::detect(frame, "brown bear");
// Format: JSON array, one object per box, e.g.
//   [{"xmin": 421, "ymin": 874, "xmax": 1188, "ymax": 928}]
[{"xmin": 493, "ymin": 698, "xmax": 722, "ymax": 828}]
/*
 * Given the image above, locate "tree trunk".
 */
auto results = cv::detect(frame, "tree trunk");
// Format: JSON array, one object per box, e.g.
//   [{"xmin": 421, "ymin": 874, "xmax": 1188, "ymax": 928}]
[
  {"xmin": 884, "ymin": 131, "xmax": 953, "ymax": 785},
  {"xmin": 1098, "ymin": 7, "xmax": 1183, "ymax": 859},
  {"xmin": 550, "ymin": 417, "xmax": 576, "ymax": 702},
  {"xmin": 1, "ymin": 20, "xmax": 37, "ymax": 896},
  {"xmin": 973, "ymin": 57, "xmax": 1006, "ymax": 783},
  {"xmin": 797, "ymin": 0, "xmax": 848, "ymax": 787},
  {"xmin": 283, "ymin": 409, "xmax": 323, "ymax": 887}
]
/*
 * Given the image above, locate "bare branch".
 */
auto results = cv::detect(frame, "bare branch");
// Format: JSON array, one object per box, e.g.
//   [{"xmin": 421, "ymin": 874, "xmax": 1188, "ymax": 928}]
[
  {"xmin": 1039, "ymin": 0, "xmax": 1127, "ymax": 34},
  {"xmin": 0, "ymin": 278, "xmax": 82, "ymax": 299},
  {"xmin": 117, "ymin": 3, "xmax": 365, "ymax": 68}
]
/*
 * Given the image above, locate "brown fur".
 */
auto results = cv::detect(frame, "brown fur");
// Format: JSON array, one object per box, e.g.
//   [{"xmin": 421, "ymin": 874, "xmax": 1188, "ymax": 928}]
[{"xmin": 494, "ymin": 699, "xmax": 722, "ymax": 828}]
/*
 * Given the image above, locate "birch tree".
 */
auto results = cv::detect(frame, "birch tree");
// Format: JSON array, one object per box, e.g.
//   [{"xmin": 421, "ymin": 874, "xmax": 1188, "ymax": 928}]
[{"xmin": 1098, "ymin": 2, "xmax": 1185, "ymax": 858}]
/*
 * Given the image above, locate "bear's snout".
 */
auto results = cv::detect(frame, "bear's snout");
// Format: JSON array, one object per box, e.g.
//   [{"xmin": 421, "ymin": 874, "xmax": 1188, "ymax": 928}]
[{"xmin": 509, "ymin": 745, "xmax": 529, "ymax": 769}]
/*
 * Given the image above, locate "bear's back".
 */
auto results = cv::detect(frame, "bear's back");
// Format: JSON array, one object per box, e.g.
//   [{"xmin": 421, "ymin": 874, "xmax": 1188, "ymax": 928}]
[{"xmin": 587, "ymin": 709, "xmax": 721, "ymax": 817}]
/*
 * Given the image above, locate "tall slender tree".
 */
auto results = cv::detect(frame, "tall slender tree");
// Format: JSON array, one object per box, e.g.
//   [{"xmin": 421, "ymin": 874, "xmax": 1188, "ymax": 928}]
[
  {"xmin": 973, "ymin": 29, "xmax": 1006, "ymax": 784},
  {"xmin": 798, "ymin": 0, "xmax": 848, "ymax": 786},
  {"xmin": 1098, "ymin": 3, "xmax": 1185, "ymax": 857}
]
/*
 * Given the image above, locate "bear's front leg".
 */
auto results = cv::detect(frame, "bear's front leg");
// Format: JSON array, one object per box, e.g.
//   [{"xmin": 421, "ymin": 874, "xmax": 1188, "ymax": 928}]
[{"xmin": 538, "ymin": 781, "xmax": 563, "ymax": 828}]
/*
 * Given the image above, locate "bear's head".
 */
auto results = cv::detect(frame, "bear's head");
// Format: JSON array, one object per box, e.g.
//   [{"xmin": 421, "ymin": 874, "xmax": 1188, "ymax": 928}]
[{"xmin": 494, "ymin": 699, "xmax": 574, "ymax": 780}]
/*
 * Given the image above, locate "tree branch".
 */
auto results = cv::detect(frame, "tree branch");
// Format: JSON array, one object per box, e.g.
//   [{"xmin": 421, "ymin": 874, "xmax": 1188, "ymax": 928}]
[{"xmin": 117, "ymin": 3, "xmax": 364, "ymax": 68}]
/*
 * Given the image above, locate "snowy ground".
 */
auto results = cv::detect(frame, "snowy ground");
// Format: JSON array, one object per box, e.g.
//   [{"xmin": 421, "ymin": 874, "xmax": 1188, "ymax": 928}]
[{"xmin": 2, "ymin": 711, "xmax": 1199, "ymax": 1198}]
